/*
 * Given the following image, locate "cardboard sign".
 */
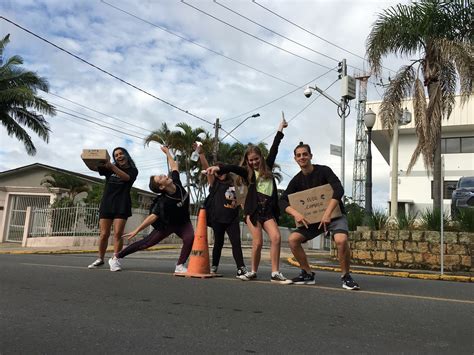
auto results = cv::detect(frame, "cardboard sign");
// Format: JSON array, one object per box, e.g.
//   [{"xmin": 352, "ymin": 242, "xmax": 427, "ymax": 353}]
[
  {"xmin": 288, "ymin": 184, "xmax": 342, "ymax": 227},
  {"xmin": 81, "ymin": 149, "xmax": 110, "ymax": 170}
]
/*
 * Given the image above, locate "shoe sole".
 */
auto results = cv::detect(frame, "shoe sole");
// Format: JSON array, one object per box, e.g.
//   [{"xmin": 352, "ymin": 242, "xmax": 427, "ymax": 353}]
[
  {"xmin": 236, "ymin": 276, "xmax": 250, "ymax": 281},
  {"xmin": 110, "ymin": 268, "xmax": 122, "ymax": 272},
  {"xmin": 342, "ymin": 284, "xmax": 360, "ymax": 290},
  {"xmin": 87, "ymin": 264, "xmax": 104, "ymax": 269},
  {"xmin": 270, "ymin": 280, "xmax": 293, "ymax": 285},
  {"xmin": 293, "ymin": 280, "xmax": 316, "ymax": 285}
]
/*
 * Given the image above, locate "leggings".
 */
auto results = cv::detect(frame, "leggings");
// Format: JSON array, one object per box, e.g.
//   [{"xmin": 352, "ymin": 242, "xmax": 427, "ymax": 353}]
[
  {"xmin": 118, "ymin": 221, "xmax": 194, "ymax": 265},
  {"xmin": 212, "ymin": 221, "xmax": 245, "ymax": 269}
]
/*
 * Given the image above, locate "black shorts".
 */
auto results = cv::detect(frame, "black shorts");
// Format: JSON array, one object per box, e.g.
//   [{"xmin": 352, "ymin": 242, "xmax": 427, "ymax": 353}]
[
  {"xmin": 99, "ymin": 212, "xmax": 129, "ymax": 220},
  {"xmin": 255, "ymin": 192, "xmax": 275, "ymax": 224},
  {"xmin": 294, "ymin": 215, "xmax": 349, "ymax": 242}
]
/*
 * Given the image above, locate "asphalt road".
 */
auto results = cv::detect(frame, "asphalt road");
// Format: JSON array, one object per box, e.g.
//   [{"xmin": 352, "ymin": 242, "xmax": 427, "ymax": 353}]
[{"xmin": 0, "ymin": 251, "xmax": 473, "ymax": 354}]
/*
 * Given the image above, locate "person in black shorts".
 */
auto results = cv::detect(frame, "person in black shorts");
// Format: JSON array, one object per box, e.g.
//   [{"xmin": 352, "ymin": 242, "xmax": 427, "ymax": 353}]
[
  {"xmin": 195, "ymin": 143, "xmax": 251, "ymax": 280},
  {"xmin": 279, "ymin": 142, "xmax": 360, "ymax": 290},
  {"xmin": 87, "ymin": 147, "xmax": 138, "ymax": 271},
  {"xmin": 206, "ymin": 118, "xmax": 292, "ymax": 284},
  {"xmin": 108, "ymin": 145, "xmax": 193, "ymax": 273}
]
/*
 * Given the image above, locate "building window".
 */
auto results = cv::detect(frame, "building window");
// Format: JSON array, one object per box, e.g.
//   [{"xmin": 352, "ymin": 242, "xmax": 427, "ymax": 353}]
[
  {"xmin": 431, "ymin": 180, "xmax": 457, "ymax": 199},
  {"xmin": 441, "ymin": 136, "xmax": 474, "ymax": 154},
  {"xmin": 461, "ymin": 137, "xmax": 474, "ymax": 153}
]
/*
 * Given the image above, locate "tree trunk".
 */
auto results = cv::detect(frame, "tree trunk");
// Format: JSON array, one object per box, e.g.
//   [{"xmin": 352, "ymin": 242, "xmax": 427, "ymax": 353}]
[{"xmin": 432, "ymin": 139, "xmax": 442, "ymax": 211}]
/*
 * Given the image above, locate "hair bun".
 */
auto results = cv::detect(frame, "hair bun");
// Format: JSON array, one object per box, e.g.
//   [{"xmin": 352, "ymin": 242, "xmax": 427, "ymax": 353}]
[{"xmin": 299, "ymin": 141, "xmax": 304, "ymax": 145}]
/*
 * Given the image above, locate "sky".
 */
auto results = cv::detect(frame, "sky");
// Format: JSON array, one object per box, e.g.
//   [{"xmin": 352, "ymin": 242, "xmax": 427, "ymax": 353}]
[{"xmin": 0, "ymin": 0, "xmax": 410, "ymax": 210}]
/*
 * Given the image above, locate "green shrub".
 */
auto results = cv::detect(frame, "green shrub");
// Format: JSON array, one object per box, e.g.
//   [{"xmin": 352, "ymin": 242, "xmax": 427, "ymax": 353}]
[
  {"xmin": 457, "ymin": 208, "xmax": 474, "ymax": 232},
  {"xmin": 345, "ymin": 203, "xmax": 366, "ymax": 231},
  {"xmin": 396, "ymin": 211, "xmax": 418, "ymax": 230},
  {"xmin": 367, "ymin": 209, "xmax": 388, "ymax": 230},
  {"xmin": 420, "ymin": 208, "xmax": 449, "ymax": 231}
]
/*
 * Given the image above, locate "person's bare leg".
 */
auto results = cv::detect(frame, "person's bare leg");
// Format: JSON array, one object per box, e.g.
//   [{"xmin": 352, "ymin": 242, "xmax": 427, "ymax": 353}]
[
  {"xmin": 334, "ymin": 233, "xmax": 350, "ymax": 275},
  {"xmin": 246, "ymin": 216, "xmax": 262, "ymax": 272},
  {"xmin": 289, "ymin": 232, "xmax": 311, "ymax": 273},
  {"xmin": 262, "ymin": 219, "xmax": 281, "ymax": 273},
  {"xmin": 98, "ymin": 219, "xmax": 113, "ymax": 259},
  {"xmin": 112, "ymin": 218, "xmax": 127, "ymax": 255}
]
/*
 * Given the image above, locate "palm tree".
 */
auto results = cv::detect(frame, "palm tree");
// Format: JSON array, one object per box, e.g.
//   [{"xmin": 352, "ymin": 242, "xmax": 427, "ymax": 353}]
[
  {"xmin": 366, "ymin": 0, "xmax": 472, "ymax": 211},
  {"xmin": 41, "ymin": 172, "xmax": 90, "ymax": 202},
  {"xmin": 0, "ymin": 34, "xmax": 56, "ymax": 155}
]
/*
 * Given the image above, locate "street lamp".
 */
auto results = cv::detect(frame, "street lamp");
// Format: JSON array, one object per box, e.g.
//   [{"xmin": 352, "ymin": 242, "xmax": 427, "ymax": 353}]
[
  {"xmin": 220, "ymin": 113, "xmax": 260, "ymax": 141},
  {"xmin": 390, "ymin": 108, "xmax": 412, "ymax": 218},
  {"xmin": 364, "ymin": 108, "xmax": 376, "ymax": 215}
]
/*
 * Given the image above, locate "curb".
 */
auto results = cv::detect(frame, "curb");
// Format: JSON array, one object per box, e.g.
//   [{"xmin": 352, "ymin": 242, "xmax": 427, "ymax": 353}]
[
  {"xmin": 0, "ymin": 245, "xmax": 179, "ymax": 255},
  {"xmin": 286, "ymin": 257, "xmax": 473, "ymax": 283}
]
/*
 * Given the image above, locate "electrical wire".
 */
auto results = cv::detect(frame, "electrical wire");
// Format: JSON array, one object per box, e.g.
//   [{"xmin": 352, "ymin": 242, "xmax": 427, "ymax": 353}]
[
  {"xmin": 251, "ymin": 0, "xmax": 397, "ymax": 75},
  {"xmin": 181, "ymin": 1, "xmax": 335, "ymax": 71},
  {"xmin": 100, "ymin": 0, "xmax": 299, "ymax": 88},
  {"xmin": 221, "ymin": 66, "xmax": 336, "ymax": 123},
  {"xmin": 0, "ymin": 16, "xmax": 214, "ymax": 126}
]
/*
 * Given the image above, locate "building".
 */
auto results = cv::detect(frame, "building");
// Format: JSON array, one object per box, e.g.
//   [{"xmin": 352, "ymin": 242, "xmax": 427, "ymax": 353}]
[
  {"xmin": 0, "ymin": 163, "xmax": 155, "ymax": 243},
  {"xmin": 368, "ymin": 95, "xmax": 474, "ymax": 216}
]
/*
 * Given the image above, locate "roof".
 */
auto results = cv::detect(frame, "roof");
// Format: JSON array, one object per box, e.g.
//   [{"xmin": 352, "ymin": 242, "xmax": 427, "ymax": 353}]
[{"xmin": 0, "ymin": 163, "xmax": 155, "ymax": 197}]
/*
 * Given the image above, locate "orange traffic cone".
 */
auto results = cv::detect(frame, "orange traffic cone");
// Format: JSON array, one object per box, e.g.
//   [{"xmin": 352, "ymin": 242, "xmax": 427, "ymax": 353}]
[{"xmin": 176, "ymin": 208, "xmax": 217, "ymax": 278}]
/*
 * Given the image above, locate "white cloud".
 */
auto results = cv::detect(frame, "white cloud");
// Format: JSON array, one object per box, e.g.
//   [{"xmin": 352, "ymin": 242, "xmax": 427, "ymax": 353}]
[{"xmin": 1, "ymin": 0, "xmax": 405, "ymax": 206}]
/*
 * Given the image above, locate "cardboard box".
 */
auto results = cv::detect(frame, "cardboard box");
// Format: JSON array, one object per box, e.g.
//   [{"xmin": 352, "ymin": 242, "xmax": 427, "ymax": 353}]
[
  {"xmin": 288, "ymin": 184, "xmax": 342, "ymax": 227},
  {"xmin": 81, "ymin": 149, "xmax": 110, "ymax": 170}
]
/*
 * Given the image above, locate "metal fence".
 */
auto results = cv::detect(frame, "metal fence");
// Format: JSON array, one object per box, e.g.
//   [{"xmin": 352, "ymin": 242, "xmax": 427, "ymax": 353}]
[{"xmin": 29, "ymin": 206, "xmax": 150, "ymax": 237}]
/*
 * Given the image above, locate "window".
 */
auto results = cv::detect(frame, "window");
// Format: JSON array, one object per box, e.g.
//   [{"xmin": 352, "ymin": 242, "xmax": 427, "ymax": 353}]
[
  {"xmin": 431, "ymin": 180, "xmax": 457, "ymax": 199},
  {"xmin": 441, "ymin": 136, "xmax": 474, "ymax": 154},
  {"xmin": 461, "ymin": 137, "xmax": 474, "ymax": 153}
]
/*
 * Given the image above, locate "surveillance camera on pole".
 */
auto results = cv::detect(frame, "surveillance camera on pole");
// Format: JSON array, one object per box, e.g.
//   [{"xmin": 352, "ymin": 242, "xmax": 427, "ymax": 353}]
[{"xmin": 304, "ymin": 86, "xmax": 313, "ymax": 98}]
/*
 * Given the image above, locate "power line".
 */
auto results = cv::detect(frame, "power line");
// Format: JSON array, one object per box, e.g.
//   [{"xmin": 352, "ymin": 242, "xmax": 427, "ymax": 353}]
[
  {"xmin": 221, "ymin": 66, "xmax": 335, "ymax": 123},
  {"xmin": 181, "ymin": 1, "xmax": 335, "ymax": 71},
  {"xmin": 214, "ymin": 0, "xmax": 360, "ymax": 70},
  {"xmin": 100, "ymin": 0, "xmax": 299, "ymax": 88},
  {"xmin": 252, "ymin": 0, "xmax": 397, "ymax": 75},
  {"xmin": 258, "ymin": 78, "xmax": 339, "ymax": 142},
  {"xmin": 0, "ymin": 16, "xmax": 214, "ymax": 126}
]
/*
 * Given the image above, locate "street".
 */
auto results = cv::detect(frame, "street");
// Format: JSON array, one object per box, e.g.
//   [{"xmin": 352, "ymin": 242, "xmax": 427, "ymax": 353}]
[{"xmin": 0, "ymin": 251, "xmax": 473, "ymax": 354}]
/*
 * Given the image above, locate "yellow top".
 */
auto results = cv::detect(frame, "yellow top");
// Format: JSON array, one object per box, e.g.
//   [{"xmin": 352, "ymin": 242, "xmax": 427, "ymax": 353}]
[{"xmin": 255, "ymin": 171, "xmax": 273, "ymax": 196}]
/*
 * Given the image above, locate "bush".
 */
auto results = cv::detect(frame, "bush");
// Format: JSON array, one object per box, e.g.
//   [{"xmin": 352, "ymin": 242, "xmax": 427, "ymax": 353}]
[
  {"xmin": 456, "ymin": 208, "xmax": 474, "ymax": 232},
  {"xmin": 396, "ymin": 211, "xmax": 418, "ymax": 230},
  {"xmin": 366, "ymin": 209, "xmax": 388, "ymax": 230},
  {"xmin": 345, "ymin": 203, "xmax": 366, "ymax": 231},
  {"xmin": 420, "ymin": 208, "xmax": 449, "ymax": 231}
]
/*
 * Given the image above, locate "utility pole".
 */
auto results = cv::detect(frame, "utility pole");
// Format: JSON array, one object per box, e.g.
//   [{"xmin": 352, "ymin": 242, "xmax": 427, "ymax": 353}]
[{"xmin": 213, "ymin": 118, "xmax": 220, "ymax": 164}]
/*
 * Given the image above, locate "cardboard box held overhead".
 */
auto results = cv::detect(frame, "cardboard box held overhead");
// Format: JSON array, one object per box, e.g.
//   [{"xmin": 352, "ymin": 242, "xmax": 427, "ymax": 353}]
[
  {"xmin": 288, "ymin": 184, "xmax": 342, "ymax": 227},
  {"xmin": 81, "ymin": 149, "xmax": 110, "ymax": 170}
]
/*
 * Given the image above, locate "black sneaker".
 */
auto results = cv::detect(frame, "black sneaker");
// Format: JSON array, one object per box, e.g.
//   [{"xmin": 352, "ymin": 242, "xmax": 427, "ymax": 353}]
[
  {"xmin": 211, "ymin": 265, "xmax": 218, "ymax": 274},
  {"xmin": 341, "ymin": 273, "xmax": 360, "ymax": 290},
  {"xmin": 292, "ymin": 269, "xmax": 315, "ymax": 285},
  {"xmin": 236, "ymin": 266, "xmax": 251, "ymax": 281}
]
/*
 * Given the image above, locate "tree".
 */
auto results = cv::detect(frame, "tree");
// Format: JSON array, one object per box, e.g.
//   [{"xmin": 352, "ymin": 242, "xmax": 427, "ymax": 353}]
[
  {"xmin": 0, "ymin": 34, "xmax": 56, "ymax": 155},
  {"xmin": 41, "ymin": 172, "xmax": 90, "ymax": 202},
  {"xmin": 366, "ymin": 0, "xmax": 473, "ymax": 211}
]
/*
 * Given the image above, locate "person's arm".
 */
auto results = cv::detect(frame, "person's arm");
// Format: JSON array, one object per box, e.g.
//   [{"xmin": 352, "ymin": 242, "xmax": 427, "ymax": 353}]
[
  {"xmin": 122, "ymin": 214, "xmax": 158, "ymax": 240},
  {"xmin": 104, "ymin": 161, "xmax": 131, "ymax": 181},
  {"xmin": 207, "ymin": 164, "xmax": 248, "ymax": 182},
  {"xmin": 319, "ymin": 166, "xmax": 344, "ymax": 230},
  {"xmin": 195, "ymin": 143, "xmax": 214, "ymax": 186},
  {"xmin": 266, "ymin": 118, "xmax": 287, "ymax": 168},
  {"xmin": 162, "ymin": 146, "xmax": 178, "ymax": 172},
  {"xmin": 279, "ymin": 177, "xmax": 309, "ymax": 228}
]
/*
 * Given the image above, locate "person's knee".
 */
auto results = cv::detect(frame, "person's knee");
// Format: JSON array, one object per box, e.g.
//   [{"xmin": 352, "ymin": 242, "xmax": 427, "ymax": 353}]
[
  {"xmin": 334, "ymin": 234, "xmax": 349, "ymax": 249},
  {"xmin": 288, "ymin": 234, "xmax": 303, "ymax": 248},
  {"xmin": 99, "ymin": 231, "xmax": 110, "ymax": 240}
]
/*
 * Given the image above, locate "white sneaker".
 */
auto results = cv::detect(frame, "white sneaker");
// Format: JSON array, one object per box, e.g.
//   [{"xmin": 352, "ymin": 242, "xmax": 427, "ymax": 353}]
[
  {"xmin": 175, "ymin": 264, "xmax": 187, "ymax": 273},
  {"xmin": 271, "ymin": 272, "xmax": 293, "ymax": 285},
  {"xmin": 88, "ymin": 258, "xmax": 104, "ymax": 269},
  {"xmin": 108, "ymin": 257, "xmax": 122, "ymax": 272}
]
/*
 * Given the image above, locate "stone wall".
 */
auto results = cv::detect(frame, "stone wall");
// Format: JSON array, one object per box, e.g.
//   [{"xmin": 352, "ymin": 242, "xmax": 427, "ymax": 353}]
[{"xmin": 331, "ymin": 230, "xmax": 473, "ymax": 272}]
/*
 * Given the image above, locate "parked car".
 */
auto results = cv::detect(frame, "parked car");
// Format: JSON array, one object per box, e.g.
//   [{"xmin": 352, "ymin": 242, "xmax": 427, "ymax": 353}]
[{"xmin": 450, "ymin": 176, "xmax": 474, "ymax": 217}]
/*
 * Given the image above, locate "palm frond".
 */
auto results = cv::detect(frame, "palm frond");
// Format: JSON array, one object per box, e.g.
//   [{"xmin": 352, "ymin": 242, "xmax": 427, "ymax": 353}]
[{"xmin": 0, "ymin": 112, "xmax": 36, "ymax": 155}]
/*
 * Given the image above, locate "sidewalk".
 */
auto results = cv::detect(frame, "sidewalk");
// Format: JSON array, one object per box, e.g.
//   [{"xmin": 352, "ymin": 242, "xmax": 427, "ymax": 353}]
[{"xmin": 1, "ymin": 242, "xmax": 472, "ymax": 282}]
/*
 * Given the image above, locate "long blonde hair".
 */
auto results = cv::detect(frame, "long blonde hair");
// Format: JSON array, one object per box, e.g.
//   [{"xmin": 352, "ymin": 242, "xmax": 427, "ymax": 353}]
[{"xmin": 241, "ymin": 145, "xmax": 273, "ymax": 182}]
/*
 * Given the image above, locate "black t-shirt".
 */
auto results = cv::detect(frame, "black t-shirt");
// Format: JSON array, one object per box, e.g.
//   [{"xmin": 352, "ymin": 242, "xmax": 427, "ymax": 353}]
[
  {"xmin": 99, "ymin": 165, "xmax": 138, "ymax": 217},
  {"xmin": 149, "ymin": 170, "xmax": 190, "ymax": 230},
  {"xmin": 208, "ymin": 179, "xmax": 240, "ymax": 225}
]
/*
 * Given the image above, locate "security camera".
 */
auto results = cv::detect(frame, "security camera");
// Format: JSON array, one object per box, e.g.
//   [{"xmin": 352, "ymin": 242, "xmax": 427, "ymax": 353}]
[{"xmin": 304, "ymin": 86, "xmax": 313, "ymax": 98}]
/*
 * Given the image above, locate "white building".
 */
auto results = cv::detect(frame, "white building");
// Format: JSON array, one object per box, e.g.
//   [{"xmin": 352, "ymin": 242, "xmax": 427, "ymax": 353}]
[{"xmin": 368, "ymin": 95, "xmax": 474, "ymax": 216}]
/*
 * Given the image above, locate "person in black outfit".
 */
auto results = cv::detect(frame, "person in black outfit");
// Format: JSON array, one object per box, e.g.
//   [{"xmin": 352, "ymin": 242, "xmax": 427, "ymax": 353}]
[
  {"xmin": 206, "ymin": 118, "xmax": 292, "ymax": 284},
  {"xmin": 108, "ymin": 145, "xmax": 193, "ymax": 273},
  {"xmin": 194, "ymin": 143, "xmax": 251, "ymax": 280},
  {"xmin": 279, "ymin": 142, "xmax": 360, "ymax": 290},
  {"xmin": 87, "ymin": 147, "xmax": 138, "ymax": 271}
]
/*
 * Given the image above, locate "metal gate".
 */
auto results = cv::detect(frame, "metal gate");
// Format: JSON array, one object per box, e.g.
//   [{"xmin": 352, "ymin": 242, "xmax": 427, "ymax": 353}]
[{"xmin": 6, "ymin": 195, "xmax": 51, "ymax": 242}]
